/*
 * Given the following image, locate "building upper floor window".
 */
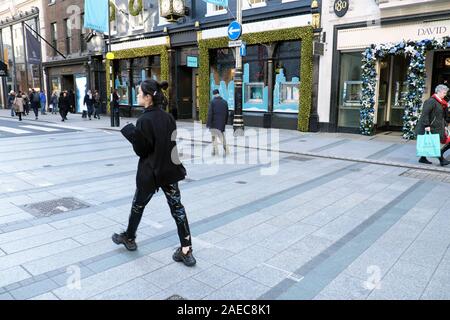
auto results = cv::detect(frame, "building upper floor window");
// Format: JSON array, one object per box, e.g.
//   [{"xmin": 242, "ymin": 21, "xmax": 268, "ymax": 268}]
[
  {"xmin": 65, "ymin": 18, "xmax": 72, "ymax": 55},
  {"xmin": 242, "ymin": 0, "xmax": 267, "ymax": 10},
  {"xmin": 50, "ymin": 22, "xmax": 57, "ymax": 56},
  {"xmin": 206, "ymin": 3, "xmax": 227, "ymax": 17}
]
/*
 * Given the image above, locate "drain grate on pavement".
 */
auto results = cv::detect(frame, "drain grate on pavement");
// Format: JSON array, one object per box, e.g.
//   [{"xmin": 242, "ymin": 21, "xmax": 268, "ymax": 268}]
[
  {"xmin": 21, "ymin": 197, "xmax": 90, "ymax": 218},
  {"xmin": 400, "ymin": 169, "xmax": 450, "ymax": 184},
  {"xmin": 166, "ymin": 295, "xmax": 186, "ymax": 300}
]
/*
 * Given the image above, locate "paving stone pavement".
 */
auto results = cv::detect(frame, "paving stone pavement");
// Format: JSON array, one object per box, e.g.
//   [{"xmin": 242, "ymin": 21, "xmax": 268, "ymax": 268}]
[{"xmin": 0, "ymin": 110, "xmax": 449, "ymax": 300}]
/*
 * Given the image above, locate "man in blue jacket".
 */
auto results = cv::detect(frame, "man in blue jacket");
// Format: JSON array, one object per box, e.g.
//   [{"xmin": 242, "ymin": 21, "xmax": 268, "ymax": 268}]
[{"xmin": 207, "ymin": 89, "xmax": 230, "ymax": 156}]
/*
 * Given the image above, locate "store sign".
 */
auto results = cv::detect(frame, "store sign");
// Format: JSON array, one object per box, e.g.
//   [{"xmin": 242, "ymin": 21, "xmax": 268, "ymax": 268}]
[
  {"xmin": 0, "ymin": 61, "xmax": 7, "ymax": 77},
  {"xmin": 187, "ymin": 56, "xmax": 198, "ymax": 68},
  {"xmin": 337, "ymin": 19, "xmax": 450, "ymax": 50},
  {"xmin": 417, "ymin": 26, "xmax": 447, "ymax": 37},
  {"xmin": 334, "ymin": 0, "xmax": 349, "ymax": 18},
  {"xmin": 229, "ymin": 40, "xmax": 243, "ymax": 48}
]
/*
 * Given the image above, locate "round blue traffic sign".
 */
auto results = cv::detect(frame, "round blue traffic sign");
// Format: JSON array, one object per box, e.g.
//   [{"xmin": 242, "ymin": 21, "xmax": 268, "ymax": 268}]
[{"xmin": 228, "ymin": 21, "xmax": 242, "ymax": 41}]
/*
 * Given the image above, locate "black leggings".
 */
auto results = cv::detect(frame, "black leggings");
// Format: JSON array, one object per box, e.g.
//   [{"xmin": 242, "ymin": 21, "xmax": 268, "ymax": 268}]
[{"xmin": 126, "ymin": 183, "xmax": 192, "ymax": 247}]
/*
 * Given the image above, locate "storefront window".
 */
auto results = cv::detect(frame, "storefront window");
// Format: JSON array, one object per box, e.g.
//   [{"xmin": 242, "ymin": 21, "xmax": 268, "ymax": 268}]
[
  {"xmin": 210, "ymin": 48, "xmax": 235, "ymax": 110},
  {"xmin": 51, "ymin": 77, "xmax": 61, "ymax": 95},
  {"xmin": 338, "ymin": 52, "xmax": 363, "ymax": 128},
  {"xmin": 114, "ymin": 59, "xmax": 130, "ymax": 105},
  {"xmin": 114, "ymin": 56, "xmax": 161, "ymax": 106},
  {"xmin": 2, "ymin": 27, "xmax": 14, "ymax": 94},
  {"xmin": 13, "ymin": 24, "xmax": 27, "ymax": 92},
  {"xmin": 243, "ymin": 45, "xmax": 268, "ymax": 112},
  {"xmin": 389, "ymin": 55, "xmax": 410, "ymax": 127},
  {"xmin": 131, "ymin": 56, "xmax": 161, "ymax": 106},
  {"xmin": 273, "ymin": 41, "xmax": 301, "ymax": 113}
]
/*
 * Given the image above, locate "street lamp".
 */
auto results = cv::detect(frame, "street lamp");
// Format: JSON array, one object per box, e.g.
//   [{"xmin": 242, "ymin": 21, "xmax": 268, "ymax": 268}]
[{"xmin": 233, "ymin": 0, "xmax": 244, "ymax": 136}]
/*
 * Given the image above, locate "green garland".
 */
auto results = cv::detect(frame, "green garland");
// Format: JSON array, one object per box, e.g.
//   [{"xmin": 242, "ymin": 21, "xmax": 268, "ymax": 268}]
[
  {"xmin": 106, "ymin": 45, "xmax": 170, "ymax": 114},
  {"xmin": 128, "ymin": 0, "xmax": 143, "ymax": 17},
  {"xmin": 199, "ymin": 26, "xmax": 313, "ymax": 131},
  {"xmin": 109, "ymin": 1, "xmax": 116, "ymax": 21}
]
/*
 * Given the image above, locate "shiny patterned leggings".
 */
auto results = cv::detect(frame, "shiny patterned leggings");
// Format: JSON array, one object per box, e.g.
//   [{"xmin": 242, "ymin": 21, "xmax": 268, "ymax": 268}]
[{"xmin": 126, "ymin": 183, "xmax": 192, "ymax": 247}]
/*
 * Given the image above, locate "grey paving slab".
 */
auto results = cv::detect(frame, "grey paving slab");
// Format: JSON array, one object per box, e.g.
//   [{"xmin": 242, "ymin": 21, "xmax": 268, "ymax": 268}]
[
  {"xmin": 367, "ymin": 260, "xmax": 435, "ymax": 300},
  {"xmin": 204, "ymin": 277, "xmax": 269, "ymax": 300},
  {"xmin": 166, "ymin": 278, "xmax": 215, "ymax": 300},
  {"xmin": 421, "ymin": 258, "xmax": 450, "ymax": 300},
  {"xmin": 9, "ymin": 278, "xmax": 59, "ymax": 300},
  {"xmin": 143, "ymin": 260, "xmax": 211, "ymax": 290},
  {"xmin": 52, "ymin": 256, "xmax": 164, "ymax": 300},
  {"xmin": 51, "ymin": 265, "xmax": 95, "ymax": 287},
  {"xmin": 193, "ymin": 266, "xmax": 240, "ymax": 290},
  {"xmin": 29, "ymin": 292, "xmax": 60, "ymax": 300},
  {"xmin": 0, "ymin": 266, "xmax": 31, "ymax": 288},
  {"xmin": 0, "ymin": 224, "xmax": 92, "ymax": 254},
  {"xmin": 0, "ymin": 292, "xmax": 15, "ymax": 300},
  {"xmin": 314, "ymin": 272, "xmax": 371, "ymax": 300},
  {"xmin": 91, "ymin": 277, "xmax": 160, "ymax": 300}
]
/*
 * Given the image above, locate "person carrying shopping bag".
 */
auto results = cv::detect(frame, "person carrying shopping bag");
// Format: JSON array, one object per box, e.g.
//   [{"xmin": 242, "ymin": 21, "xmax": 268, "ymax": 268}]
[
  {"xmin": 416, "ymin": 84, "xmax": 450, "ymax": 166},
  {"xmin": 13, "ymin": 91, "xmax": 24, "ymax": 121}
]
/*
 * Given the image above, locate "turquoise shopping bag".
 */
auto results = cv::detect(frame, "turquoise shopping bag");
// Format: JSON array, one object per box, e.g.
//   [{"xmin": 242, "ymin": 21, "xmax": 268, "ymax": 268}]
[{"xmin": 417, "ymin": 132, "xmax": 441, "ymax": 158}]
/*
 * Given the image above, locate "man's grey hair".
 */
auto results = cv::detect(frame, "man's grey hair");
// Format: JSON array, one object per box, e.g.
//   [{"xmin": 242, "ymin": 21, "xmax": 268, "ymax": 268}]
[{"xmin": 435, "ymin": 84, "xmax": 449, "ymax": 94}]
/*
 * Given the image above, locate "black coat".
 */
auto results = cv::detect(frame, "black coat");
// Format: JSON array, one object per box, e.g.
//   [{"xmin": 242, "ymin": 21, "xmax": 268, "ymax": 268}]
[
  {"xmin": 207, "ymin": 97, "xmax": 229, "ymax": 132},
  {"xmin": 59, "ymin": 96, "xmax": 70, "ymax": 111},
  {"xmin": 84, "ymin": 95, "xmax": 94, "ymax": 107},
  {"xmin": 127, "ymin": 106, "xmax": 186, "ymax": 192},
  {"xmin": 416, "ymin": 96, "xmax": 447, "ymax": 140}
]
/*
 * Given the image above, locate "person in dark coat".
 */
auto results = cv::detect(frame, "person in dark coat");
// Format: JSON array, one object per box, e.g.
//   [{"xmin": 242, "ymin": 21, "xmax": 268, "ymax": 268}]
[
  {"xmin": 83, "ymin": 90, "xmax": 94, "ymax": 120},
  {"xmin": 30, "ymin": 89, "xmax": 40, "ymax": 120},
  {"xmin": 8, "ymin": 91, "xmax": 16, "ymax": 117},
  {"xmin": 416, "ymin": 84, "xmax": 450, "ymax": 166},
  {"xmin": 68, "ymin": 89, "xmax": 76, "ymax": 113},
  {"xmin": 58, "ymin": 91, "xmax": 69, "ymax": 122},
  {"xmin": 112, "ymin": 79, "xmax": 196, "ymax": 267},
  {"xmin": 93, "ymin": 90, "xmax": 101, "ymax": 119},
  {"xmin": 207, "ymin": 89, "xmax": 230, "ymax": 156}
]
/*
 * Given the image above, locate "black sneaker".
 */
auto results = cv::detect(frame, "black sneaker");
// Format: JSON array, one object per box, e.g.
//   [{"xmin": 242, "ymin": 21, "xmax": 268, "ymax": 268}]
[
  {"xmin": 419, "ymin": 157, "xmax": 432, "ymax": 165},
  {"xmin": 172, "ymin": 247, "xmax": 197, "ymax": 267},
  {"xmin": 112, "ymin": 232, "xmax": 137, "ymax": 251}
]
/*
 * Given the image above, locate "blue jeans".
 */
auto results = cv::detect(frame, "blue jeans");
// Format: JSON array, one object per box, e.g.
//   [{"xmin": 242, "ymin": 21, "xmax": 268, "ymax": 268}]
[
  {"xmin": 10, "ymin": 105, "xmax": 15, "ymax": 116},
  {"xmin": 41, "ymin": 102, "xmax": 46, "ymax": 114}
]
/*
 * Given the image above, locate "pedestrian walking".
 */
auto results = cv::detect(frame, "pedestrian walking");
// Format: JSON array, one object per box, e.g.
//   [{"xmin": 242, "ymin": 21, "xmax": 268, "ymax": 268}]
[
  {"xmin": 112, "ymin": 79, "xmax": 196, "ymax": 267},
  {"xmin": 83, "ymin": 90, "xmax": 94, "ymax": 120},
  {"xmin": 93, "ymin": 90, "xmax": 101, "ymax": 119},
  {"xmin": 50, "ymin": 91, "xmax": 59, "ymax": 114},
  {"xmin": 23, "ymin": 90, "xmax": 30, "ymax": 116},
  {"xmin": 40, "ymin": 90, "xmax": 47, "ymax": 115},
  {"xmin": 13, "ymin": 91, "xmax": 24, "ymax": 121},
  {"xmin": 207, "ymin": 89, "xmax": 230, "ymax": 156},
  {"xmin": 59, "ymin": 91, "xmax": 69, "ymax": 122},
  {"xmin": 8, "ymin": 91, "xmax": 15, "ymax": 117},
  {"xmin": 68, "ymin": 89, "xmax": 76, "ymax": 114},
  {"xmin": 30, "ymin": 89, "xmax": 40, "ymax": 120},
  {"xmin": 416, "ymin": 84, "xmax": 450, "ymax": 166}
]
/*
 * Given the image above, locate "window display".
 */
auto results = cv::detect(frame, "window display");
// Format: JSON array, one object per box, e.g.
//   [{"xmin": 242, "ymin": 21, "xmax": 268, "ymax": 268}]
[
  {"xmin": 338, "ymin": 52, "xmax": 363, "ymax": 128},
  {"xmin": 273, "ymin": 41, "xmax": 301, "ymax": 113},
  {"xmin": 342, "ymin": 81, "xmax": 363, "ymax": 107}
]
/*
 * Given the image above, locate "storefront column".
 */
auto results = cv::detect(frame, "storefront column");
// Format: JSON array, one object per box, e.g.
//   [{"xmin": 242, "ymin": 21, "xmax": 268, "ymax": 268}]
[
  {"xmin": 168, "ymin": 48, "xmax": 176, "ymax": 113},
  {"xmin": 265, "ymin": 43, "xmax": 277, "ymax": 128},
  {"xmin": 310, "ymin": 39, "xmax": 321, "ymax": 132}
]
